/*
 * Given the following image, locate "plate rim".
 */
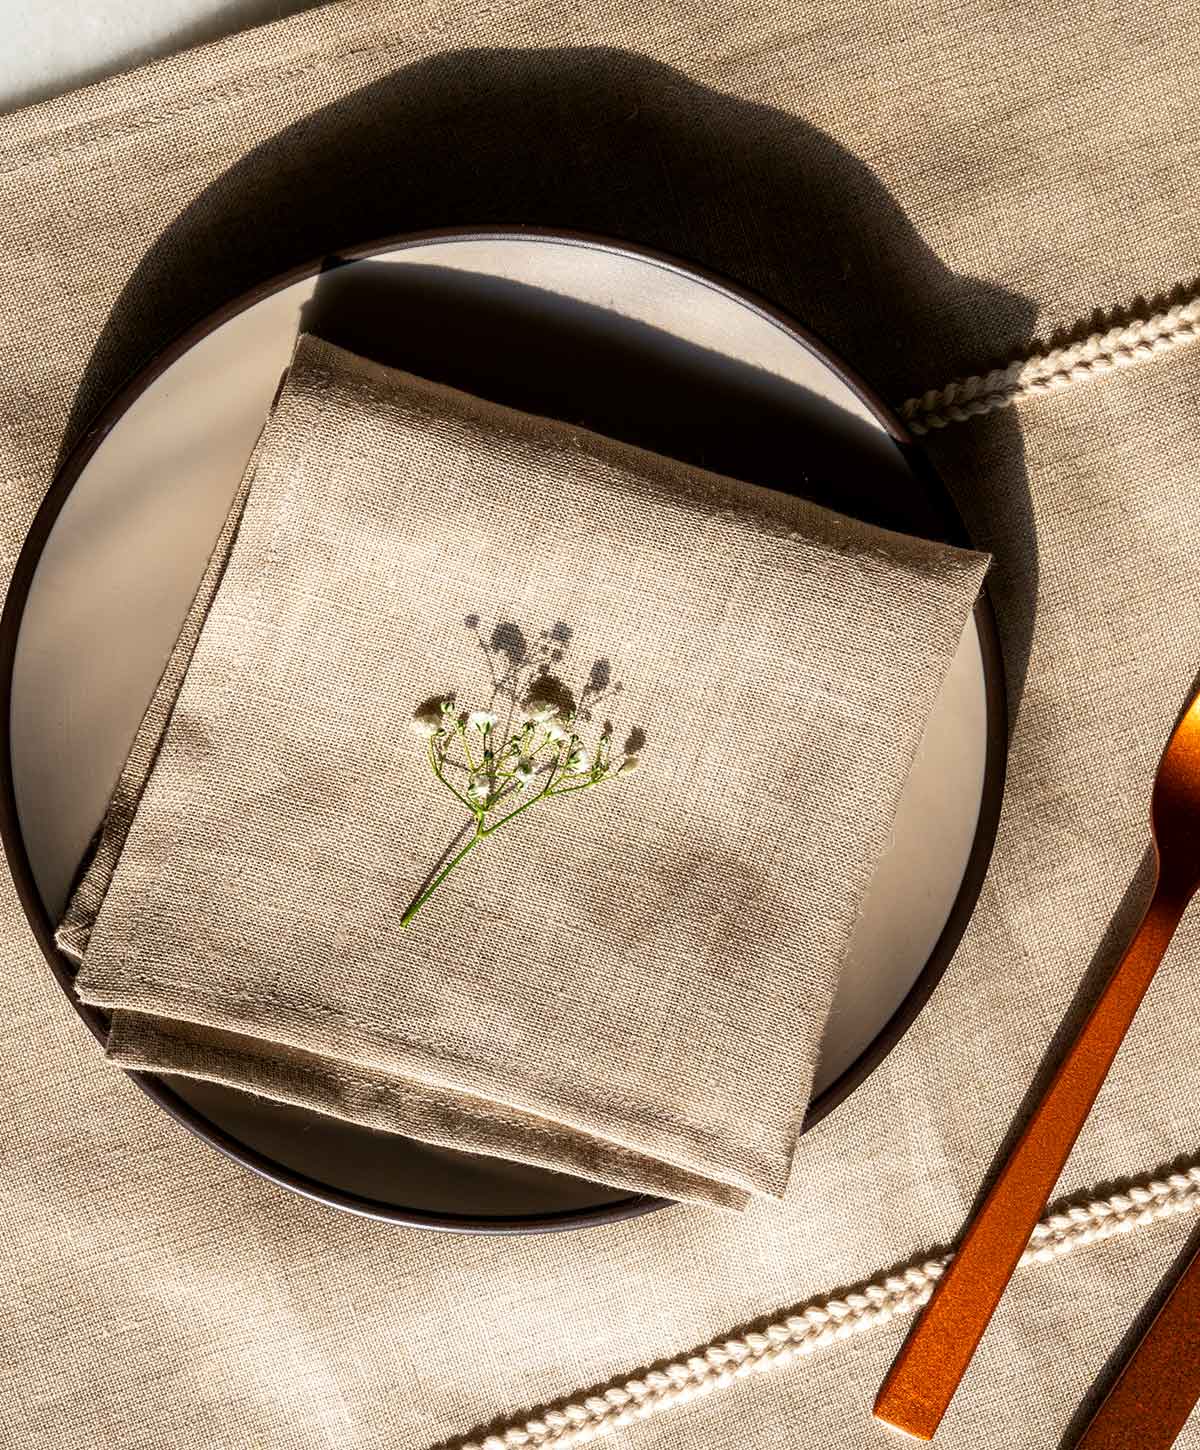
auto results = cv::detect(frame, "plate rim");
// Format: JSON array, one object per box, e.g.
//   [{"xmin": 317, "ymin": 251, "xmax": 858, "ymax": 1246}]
[{"xmin": 0, "ymin": 224, "xmax": 1008, "ymax": 1232}]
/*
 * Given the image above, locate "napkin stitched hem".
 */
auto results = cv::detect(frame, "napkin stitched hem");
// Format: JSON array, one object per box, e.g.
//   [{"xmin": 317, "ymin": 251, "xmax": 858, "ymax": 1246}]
[
  {"xmin": 78, "ymin": 973, "xmax": 790, "ymax": 1203},
  {"xmin": 56, "ymin": 462, "xmax": 257, "ymax": 966},
  {"xmin": 107, "ymin": 1010, "xmax": 754, "ymax": 1209}
]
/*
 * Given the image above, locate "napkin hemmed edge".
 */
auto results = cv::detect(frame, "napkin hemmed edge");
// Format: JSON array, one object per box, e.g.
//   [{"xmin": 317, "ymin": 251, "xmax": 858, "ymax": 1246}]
[
  {"xmin": 105, "ymin": 1007, "xmax": 756, "ymax": 1212},
  {"xmin": 56, "ymin": 455, "xmax": 257, "ymax": 965}
]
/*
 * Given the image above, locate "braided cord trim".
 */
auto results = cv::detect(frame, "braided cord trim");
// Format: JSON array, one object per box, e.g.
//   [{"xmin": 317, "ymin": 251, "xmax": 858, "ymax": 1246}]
[
  {"xmin": 454, "ymin": 1165, "xmax": 1200, "ymax": 1450},
  {"xmin": 446, "ymin": 293, "xmax": 1200, "ymax": 1450},
  {"xmin": 901, "ymin": 292, "xmax": 1200, "ymax": 433}
]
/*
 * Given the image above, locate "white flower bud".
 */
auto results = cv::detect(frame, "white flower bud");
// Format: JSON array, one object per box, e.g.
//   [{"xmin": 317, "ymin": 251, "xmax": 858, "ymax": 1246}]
[
  {"xmin": 617, "ymin": 755, "xmax": 640, "ymax": 774},
  {"xmin": 519, "ymin": 703, "xmax": 561, "ymax": 724},
  {"xmin": 466, "ymin": 710, "xmax": 498, "ymax": 732}
]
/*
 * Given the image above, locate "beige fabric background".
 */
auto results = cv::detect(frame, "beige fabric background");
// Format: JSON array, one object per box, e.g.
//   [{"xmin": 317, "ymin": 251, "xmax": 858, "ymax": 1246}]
[
  {"xmin": 0, "ymin": 2, "xmax": 1198, "ymax": 1447},
  {"xmin": 61, "ymin": 334, "xmax": 985, "ymax": 1209}
]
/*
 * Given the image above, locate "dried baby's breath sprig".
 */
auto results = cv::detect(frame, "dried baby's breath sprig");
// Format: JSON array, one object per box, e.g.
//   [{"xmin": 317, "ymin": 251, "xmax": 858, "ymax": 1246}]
[{"xmin": 401, "ymin": 689, "xmax": 639, "ymax": 927}]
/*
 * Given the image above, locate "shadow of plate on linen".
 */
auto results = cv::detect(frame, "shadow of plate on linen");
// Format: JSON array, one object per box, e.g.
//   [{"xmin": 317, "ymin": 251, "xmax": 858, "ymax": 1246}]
[
  {"xmin": 62, "ymin": 46, "xmax": 1039, "ymax": 716},
  {"xmin": 52, "ymin": 49, "xmax": 1043, "ymax": 1218}
]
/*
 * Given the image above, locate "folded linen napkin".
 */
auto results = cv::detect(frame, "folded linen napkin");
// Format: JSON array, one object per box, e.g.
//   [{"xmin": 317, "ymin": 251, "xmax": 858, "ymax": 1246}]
[{"xmin": 57, "ymin": 333, "xmax": 988, "ymax": 1209}]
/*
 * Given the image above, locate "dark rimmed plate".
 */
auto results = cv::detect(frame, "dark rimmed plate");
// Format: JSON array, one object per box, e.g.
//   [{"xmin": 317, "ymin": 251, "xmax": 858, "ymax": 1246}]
[{"xmin": 0, "ymin": 228, "xmax": 1006, "ymax": 1232}]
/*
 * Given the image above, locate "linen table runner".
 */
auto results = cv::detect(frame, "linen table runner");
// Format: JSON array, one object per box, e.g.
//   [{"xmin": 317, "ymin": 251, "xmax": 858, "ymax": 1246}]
[{"xmin": 2, "ymin": 1, "xmax": 1200, "ymax": 1446}]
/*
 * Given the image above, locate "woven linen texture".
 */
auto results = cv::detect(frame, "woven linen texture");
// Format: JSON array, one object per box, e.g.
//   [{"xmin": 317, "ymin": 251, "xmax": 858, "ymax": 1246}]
[
  {"xmin": 61, "ymin": 333, "xmax": 986, "ymax": 1209},
  {"xmin": 1, "ymin": 1, "xmax": 1200, "ymax": 1445}
]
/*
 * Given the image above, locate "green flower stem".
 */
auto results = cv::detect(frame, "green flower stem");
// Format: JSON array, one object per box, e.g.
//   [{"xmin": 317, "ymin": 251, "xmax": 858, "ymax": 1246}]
[
  {"xmin": 400, "ymin": 768, "xmax": 610, "ymax": 926},
  {"xmin": 481, "ymin": 777, "xmax": 559, "ymax": 835},
  {"xmin": 428, "ymin": 739, "xmax": 474, "ymax": 811},
  {"xmin": 544, "ymin": 778, "xmax": 600, "ymax": 798},
  {"xmin": 457, "ymin": 721, "xmax": 480, "ymax": 772},
  {"xmin": 399, "ymin": 822, "xmax": 485, "ymax": 927},
  {"xmin": 404, "ymin": 706, "xmax": 630, "ymax": 928}
]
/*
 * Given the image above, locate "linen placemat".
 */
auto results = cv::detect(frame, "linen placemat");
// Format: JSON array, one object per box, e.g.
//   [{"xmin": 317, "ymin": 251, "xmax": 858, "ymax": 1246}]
[
  {"xmin": 1, "ymin": 2, "xmax": 1199, "ymax": 1447},
  {"xmin": 57, "ymin": 332, "xmax": 987, "ymax": 1209}
]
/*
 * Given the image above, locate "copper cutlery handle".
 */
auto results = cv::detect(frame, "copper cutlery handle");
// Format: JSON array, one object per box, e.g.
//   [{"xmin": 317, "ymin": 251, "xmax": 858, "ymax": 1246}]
[
  {"xmin": 874, "ymin": 881, "xmax": 1188, "ymax": 1441},
  {"xmin": 1073, "ymin": 1236, "xmax": 1200, "ymax": 1450}
]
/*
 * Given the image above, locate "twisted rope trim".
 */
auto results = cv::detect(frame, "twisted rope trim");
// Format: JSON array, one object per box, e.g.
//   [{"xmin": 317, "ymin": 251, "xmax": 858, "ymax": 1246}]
[
  {"xmin": 901, "ymin": 292, "xmax": 1200, "ymax": 433},
  {"xmin": 453, "ymin": 1164, "xmax": 1200, "ymax": 1450},
  {"xmin": 443, "ymin": 289, "xmax": 1200, "ymax": 1450}
]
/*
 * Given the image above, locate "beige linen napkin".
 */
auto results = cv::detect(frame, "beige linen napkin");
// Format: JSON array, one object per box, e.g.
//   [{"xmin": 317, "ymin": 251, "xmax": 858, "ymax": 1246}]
[
  {"xmin": 5, "ymin": 3, "xmax": 1200, "ymax": 1448},
  {"xmin": 57, "ymin": 333, "xmax": 987, "ymax": 1210}
]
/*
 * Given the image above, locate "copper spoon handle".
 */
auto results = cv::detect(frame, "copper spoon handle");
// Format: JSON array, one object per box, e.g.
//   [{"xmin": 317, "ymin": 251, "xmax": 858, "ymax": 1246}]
[
  {"xmin": 874, "ymin": 880, "xmax": 1188, "ymax": 1441},
  {"xmin": 1072, "ymin": 1235, "xmax": 1200, "ymax": 1450}
]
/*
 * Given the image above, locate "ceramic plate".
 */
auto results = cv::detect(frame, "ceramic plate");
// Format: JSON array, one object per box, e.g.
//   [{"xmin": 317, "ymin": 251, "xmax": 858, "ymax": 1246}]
[{"xmin": 0, "ymin": 229, "xmax": 1005, "ymax": 1230}]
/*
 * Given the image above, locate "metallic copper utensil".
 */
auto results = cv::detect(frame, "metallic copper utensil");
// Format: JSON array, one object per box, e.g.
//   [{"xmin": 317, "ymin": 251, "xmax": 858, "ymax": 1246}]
[
  {"xmin": 1073, "ymin": 1236, "xmax": 1200, "ymax": 1450},
  {"xmin": 874, "ymin": 688, "xmax": 1200, "ymax": 1441}
]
